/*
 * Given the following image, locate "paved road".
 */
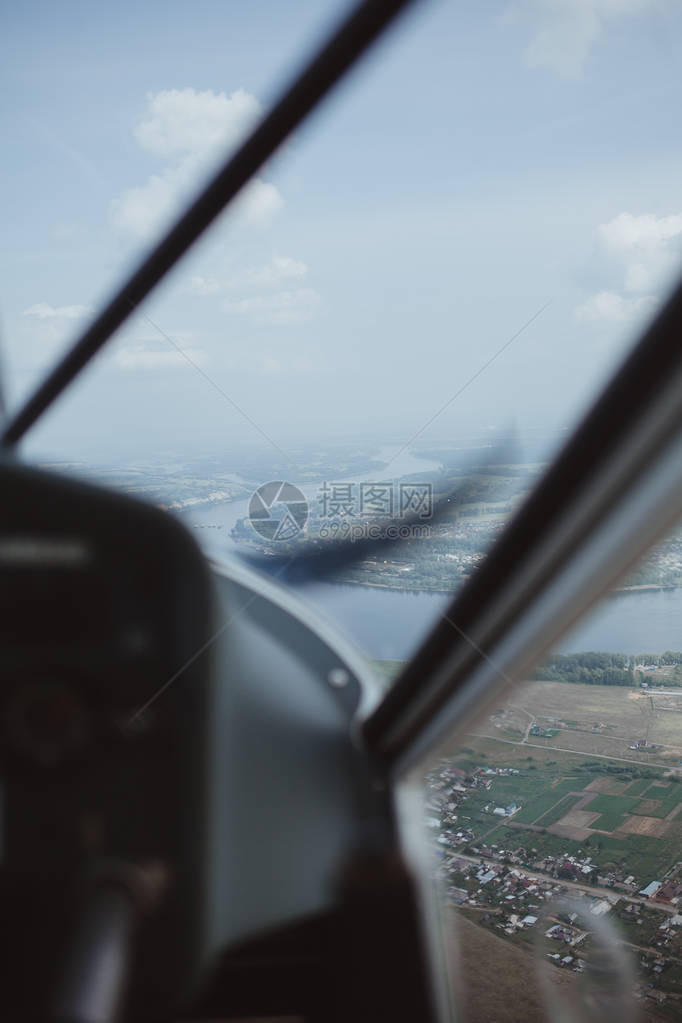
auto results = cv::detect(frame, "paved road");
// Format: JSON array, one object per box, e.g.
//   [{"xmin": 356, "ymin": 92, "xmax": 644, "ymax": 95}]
[{"xmin": 469, "ymin": 732, "xmax": 680, "ymax": 771}]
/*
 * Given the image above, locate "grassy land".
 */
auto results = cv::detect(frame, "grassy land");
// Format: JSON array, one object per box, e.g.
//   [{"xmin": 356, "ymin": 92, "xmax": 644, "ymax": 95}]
[
  {"xmin": 551, "ymin": 777, "xmax": 586, "ymax": 793},
  {"xmin": 514, "ymin": 791, "xmax": 574, "ymax": 824},
  {"xmin": 535, "ymin": 794, "xmax": 580, "ymax": 827},
  {"xmin": 447, "ymin": 913, "xmax": 669, "ymax": 1023},
  {"xmin": 490, "ymin": 681, "xmax": 682, "ymax": 763},
  {"xmin": 577, "ymin": 830, "xmax": 682, "ymax": 878},
  {"xmin": 587, "ymin": 794, "xmax": 641, "ymax": 815},
  {"xmin": 591, "ymin": 810, "xmax": 628, "ymax": 832},
  {"xmin": 660, "ymin": 963, "xmax": 682, "ymax": 996},
  {"xmin": 444, "ymin": 911, "xmax": 579, "ymax": 1023},
  {"xmin": 614, "ymin": 904, "xmax": 670, "ymax": 945},
  {"xmin": 633, "ymin": 785, "xmax": 682, "ymax": 817},
  {"xmin": 627, "ymin": 777, "xmax": 654, "ymax": 796},
  {"xmin": 497, "ymin": 826, "xmax": 577, "ymax": 857}
]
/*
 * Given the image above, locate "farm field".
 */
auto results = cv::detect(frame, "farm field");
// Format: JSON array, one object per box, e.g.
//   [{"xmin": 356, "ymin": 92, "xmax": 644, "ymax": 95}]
[
  {"xmin": 500, "ymin": 816, "xmax": 682, "ymax": 881},
  {"xmin": 586, "ymin": 777, "xmax": 632, "ymax": 795},
  {"xmin": 587, "ymin": 794, "xmax": 640, "ymax": 814},
  {"xmin": 637, "ymin": 784, "xmax": 682, "ymax": 817},
  {"xmin": 484, "ymin": 681, "xmax": 682, "ymax": 764},
  {"xmin": 591, "ymin": 809, "xmax": 628, "ymax": 832},
  {"xmin": 444, "ymin": 713, "xmax": 682, "ymax": 884},
  {"xmin": 513, "ymin": 791, "xmax": 573, "ymax": 825},
  {"xmin": 534, "ymin": 794, "xmax": 577, "ymax": 827},
  {"xmin": 627, "ymin": 777, "xmax": 653, "ymax": 795}
]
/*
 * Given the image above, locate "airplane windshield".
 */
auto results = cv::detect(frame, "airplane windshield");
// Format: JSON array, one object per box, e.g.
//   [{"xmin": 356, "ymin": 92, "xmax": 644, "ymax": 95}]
[
  {"xmin": 404, "ymin": 510, "xmax": 682, "ymax": 1022},
  {"xmin": 3, "ymin": 0, "xmax": 682, "ymax": 687}
]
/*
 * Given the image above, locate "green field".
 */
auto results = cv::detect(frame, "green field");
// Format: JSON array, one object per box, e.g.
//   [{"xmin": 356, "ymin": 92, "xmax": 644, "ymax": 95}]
[
  {"xmin": 550, "ymin": 777, "xmax": 584, "ymax": 794},
  {"xmin": 633, "ymin": 784, "xmax": 682, "ymax": 818},
  {"xmin": 448, "ymin": 739, "xmax": 682, "ymax": 883},
  {"xmin": 585, "ymin": 794, "xmax": 640, "ymax": 815},
  {"xmin": 499, "ymin": 823, "xmax": 681, "ymax": 880},
  {"xmin": 624, "ymin": 777, "xmax": 652, "ymax": 796},
  {"xmin": 591, "ymin": 810, "xmax": 627, "ymax": 832},
  {"xmin": 499, "ymin": 827, "xmax": 578, "ymax": 859},
  {"xmin": 487, "ymin": 776, "xmax": 548, "ymax": 798},
  {"xmin": 534, "ymin": 795, "xmax": 581, "ymax": 827},
  {"xmin": 513, "ymin": 791, "xmax": 569, "ymax": 824}
]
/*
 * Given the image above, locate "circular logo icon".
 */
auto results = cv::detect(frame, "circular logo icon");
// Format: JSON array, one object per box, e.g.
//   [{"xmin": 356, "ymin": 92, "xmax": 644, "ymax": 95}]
[{"xmin": 248, "ymin": 481, "xmax": 308, "ymax": 542}]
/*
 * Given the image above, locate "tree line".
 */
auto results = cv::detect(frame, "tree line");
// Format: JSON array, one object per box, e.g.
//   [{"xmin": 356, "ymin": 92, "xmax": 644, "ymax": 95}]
[
  {"xmin": 633, "ymin": 651, "xmax": 682, "ymax": 665},
  {"xmin": 531, "ymin": 652, "xmax": 635, "ymax": 686}
]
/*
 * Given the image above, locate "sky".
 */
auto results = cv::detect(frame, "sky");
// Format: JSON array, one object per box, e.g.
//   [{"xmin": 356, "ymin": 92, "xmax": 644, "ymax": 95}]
[{"xmin": 3, "ymin": 0, "xmax": 682, "ymax": 465}]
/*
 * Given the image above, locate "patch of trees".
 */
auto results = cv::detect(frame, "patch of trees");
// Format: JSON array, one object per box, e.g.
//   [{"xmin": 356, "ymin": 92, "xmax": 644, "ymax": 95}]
[
  {"xmin": 634, "ymin": 651, "xmax": 682, "ymax": 665},
  {"xmin": 532, "ymin": 651, "xmax": 634, "ymax": 686},
  {"xmin": 578, "ymin": 762, "xmax": 659, "ymax": 779}
]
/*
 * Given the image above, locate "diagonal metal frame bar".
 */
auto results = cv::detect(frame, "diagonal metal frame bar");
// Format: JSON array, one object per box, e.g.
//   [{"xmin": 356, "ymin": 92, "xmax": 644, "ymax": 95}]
[{"xmin": 1, "ymin": 0, "xmax": 418, "ymax": 447}]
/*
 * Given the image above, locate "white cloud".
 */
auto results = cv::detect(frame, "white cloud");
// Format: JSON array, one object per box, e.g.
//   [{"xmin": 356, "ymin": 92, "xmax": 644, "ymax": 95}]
[
  {"xmin": 133, "ymin": 87, "xmax": 261, "ymax": 159},
  {"xmin": 246, "ymin": 256, "xmax": 307, "ymax": 287},
  {"xmin": 23, "ymin": 302, "xmax": 92, "ymax": 319},
  {"xmin": 574, "ymin": 289, "xmax": 656, "ymax": 322},
  {"xmin": 114, "ymin": 344, "xmax": 208, "ymax": 370},
  {"xmin": 574, "ymin": 209, "xmax": 682, "ymax": 325},
  {"xmin": 504, "ymin": 0, "xmax": 666, "ymax": 77},
  {"xmin": 223, "ymin": 288, "xmax": 321, "ymax": 325},
  {"xmin": 111, "ymin": 166, "xmax": 182, "ymax": 240},
  {"xmin": 598, "ymin": 211, "xmax": 682, "ymax": 292},
  {"xmin": 111, "ymin": 87, "xmax": 283, "ymax": 240},
  {"xmin": 112, "ymin": 158, "xmax": 281, "ymax": 241},
  {"xmin": 189, "ymin": 255, "xmax": 308, "ymax": 296},
  {"xmin": 236, "ymin": 179, "xmax": 284, "ymax": 224}
]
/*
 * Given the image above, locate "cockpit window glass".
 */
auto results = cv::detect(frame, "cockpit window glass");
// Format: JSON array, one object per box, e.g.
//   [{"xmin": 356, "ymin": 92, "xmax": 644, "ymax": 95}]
[
  {"xmin": 404, "ymin": 516, "xmax": 682, "ymax": 1021},
  {"xmin": 4, "ymin": 1, "xmax": 682, "ymax": 675}
]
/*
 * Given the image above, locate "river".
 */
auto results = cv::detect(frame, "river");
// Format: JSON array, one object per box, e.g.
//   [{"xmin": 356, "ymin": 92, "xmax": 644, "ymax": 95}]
[
  {"xmin": 262, "ymin": 582, "xmax": 682, "ymax": 662},
  {"xmin": 182, "ymin": 445, "xmax": 441, "ymax": 540},
  {"xmin": 181, "ymin": 447, "xmax": 682, "ymax": 663}
]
